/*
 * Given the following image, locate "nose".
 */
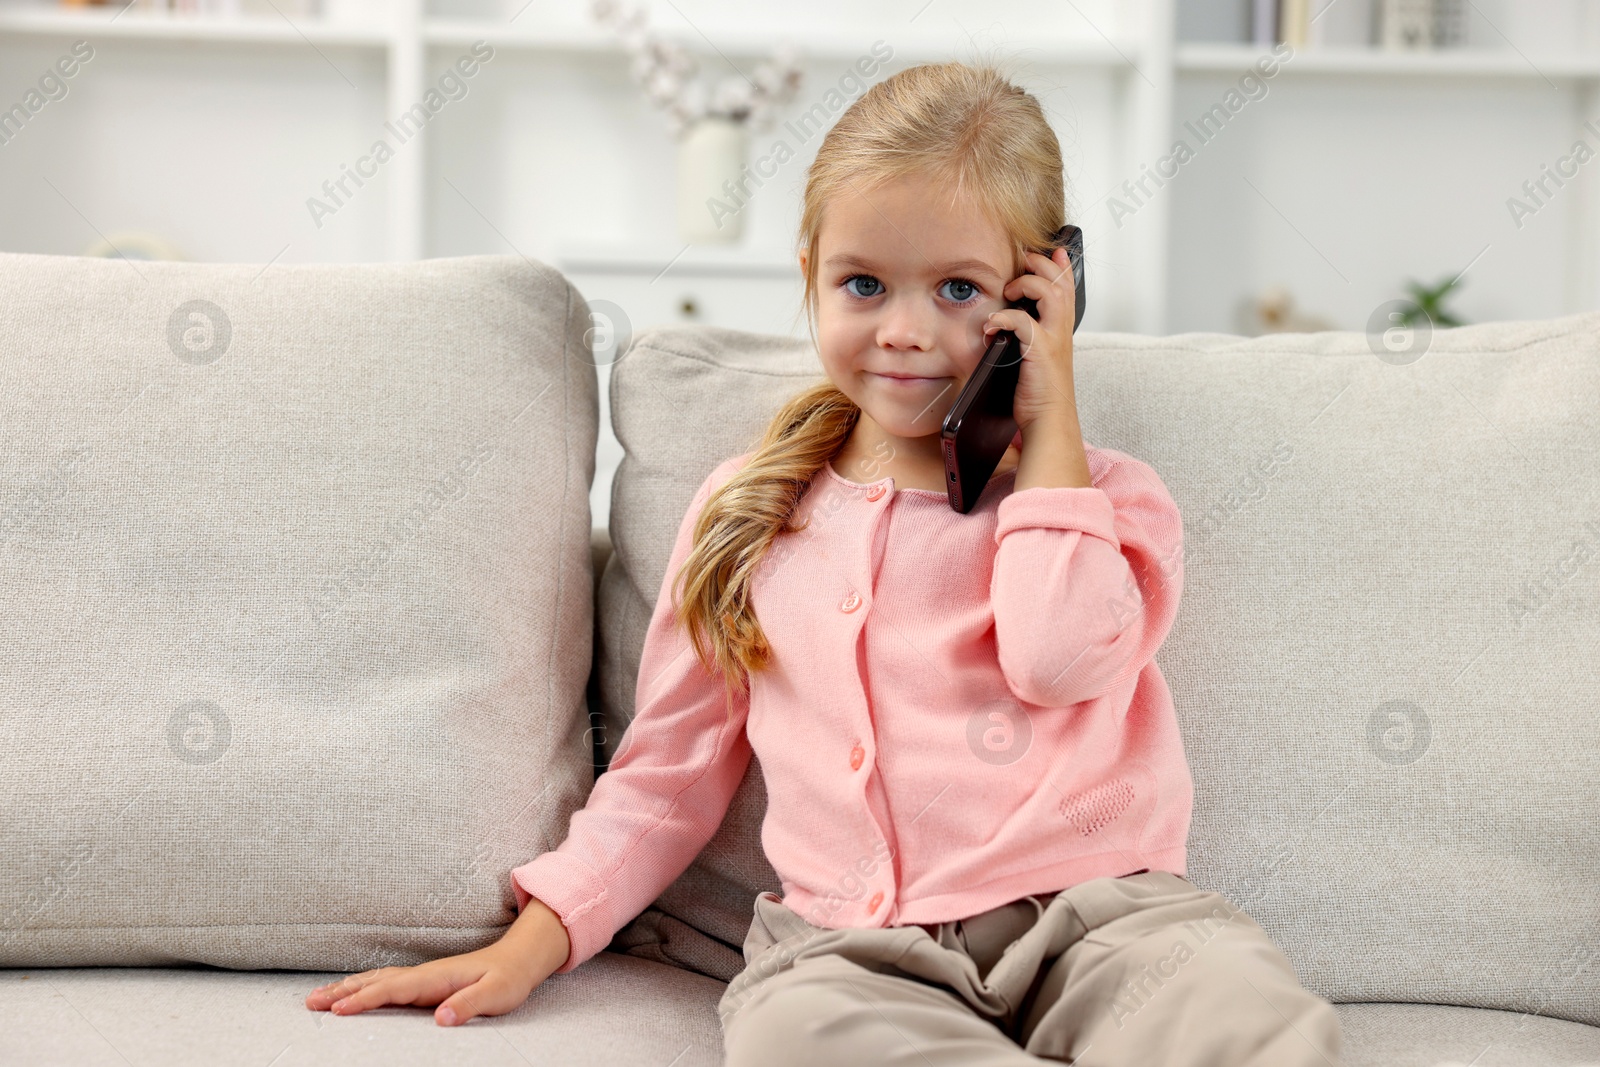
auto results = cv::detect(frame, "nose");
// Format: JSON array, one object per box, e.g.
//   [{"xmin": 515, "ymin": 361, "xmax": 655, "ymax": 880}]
[{"xmin": 875, "ymin": 296, "xmax": 935, "ymax": 351}]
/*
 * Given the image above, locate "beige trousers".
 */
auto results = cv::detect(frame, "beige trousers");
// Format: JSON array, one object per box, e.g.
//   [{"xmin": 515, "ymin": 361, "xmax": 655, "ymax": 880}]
[{"xmin": 718, "ymin": 870, "xmax": 1343, "ymax": 1066}]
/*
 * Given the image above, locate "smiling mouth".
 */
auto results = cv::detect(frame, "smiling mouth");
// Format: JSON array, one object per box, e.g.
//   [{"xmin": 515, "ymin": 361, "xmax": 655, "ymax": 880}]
[{"xmin": 871, "ymin": 372, "xmax": 944, "ymax": 384}]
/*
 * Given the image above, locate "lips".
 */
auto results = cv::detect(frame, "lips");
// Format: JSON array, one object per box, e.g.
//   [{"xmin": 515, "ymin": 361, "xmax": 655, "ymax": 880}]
[{"xmin": 871, "ymin": 372, "xmax": 943, "ymax": 383}]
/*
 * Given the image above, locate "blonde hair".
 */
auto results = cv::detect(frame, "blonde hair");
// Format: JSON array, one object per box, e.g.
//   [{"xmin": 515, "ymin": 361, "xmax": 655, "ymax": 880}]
[{"xmin": 671, "ymin": 57, "xmax": 1069, "ymax": 711}]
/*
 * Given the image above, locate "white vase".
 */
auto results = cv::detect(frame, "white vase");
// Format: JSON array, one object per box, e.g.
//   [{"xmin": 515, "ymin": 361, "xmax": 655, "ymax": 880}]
[
  {"xmin": 1377, "ymin": 0, "xmax": 1433, "ymax": 50},
  {"xmin": 676, "ymin": 116, "xmax": 748, "ymax": 245}
]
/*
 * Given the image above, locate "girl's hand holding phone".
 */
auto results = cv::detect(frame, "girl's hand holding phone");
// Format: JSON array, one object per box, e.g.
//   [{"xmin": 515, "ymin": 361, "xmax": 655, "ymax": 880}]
[
  {"xmin": 981, "ymin": 244, "xmax": 1080, "ymax": 438},
  {"xmin": 303, "ymin": 895, "xmax": 573, "ymax": 1026}
]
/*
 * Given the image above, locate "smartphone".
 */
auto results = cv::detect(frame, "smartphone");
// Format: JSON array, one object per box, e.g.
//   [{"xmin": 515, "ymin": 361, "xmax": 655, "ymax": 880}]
[{"xmin": 940, "ymin": 224, "xmax": 1085, "ymax": 514}]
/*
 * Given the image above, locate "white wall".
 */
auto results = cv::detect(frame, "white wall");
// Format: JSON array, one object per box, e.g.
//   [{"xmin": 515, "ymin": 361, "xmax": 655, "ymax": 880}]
[
  {"xmin": 1165, "ymin": 71, "xmax": 1589, "ymax": 332},
  {"xmin": 0, "ymin": 34, "xmax": 389, "ymax": 263}
]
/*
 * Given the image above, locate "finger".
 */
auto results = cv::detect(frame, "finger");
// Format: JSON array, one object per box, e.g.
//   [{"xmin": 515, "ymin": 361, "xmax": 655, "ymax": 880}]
[
  {"xmin": 1007, "ymin": 260, "xmax": 1073, "ymax": 304},
  {"xmin": 983, "ymin": 313, "xmax": 1035, "ymax": 360},
  {"xmin": 1012, "ymin": 249, "xmax": 1074, "ymax": 308},
  {"xmin": 436, "ymin": 979, "xmax": 499, "ymax": 1027},
  {"xmin": 306, "ymin": 969, "xmax": 388, "ymax": 1010},
  {"xmin": 999, "ymin": 273, "xmax": 1071, "ymax": 333},
  {"xmin": 982, "ymin": 310, "xmax": 1032, "ymax": 342},
  {"xmin": 1000, "ymin": 273, "xmax": 1051, "ymax": 305},
  {"xmin": 328, "ymin": 969, "xmax": 422, "ymax": 1016},
  {"xmin": 1045, "ymin": 246, "xmax": 1079, "ymax": 331},
  {"xmin": 1026, "ymin": 247, "xmax": 1074, "ymax": 285}
]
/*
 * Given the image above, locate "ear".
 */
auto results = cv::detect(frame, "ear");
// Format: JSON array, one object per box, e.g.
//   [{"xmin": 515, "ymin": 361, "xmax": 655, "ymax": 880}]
[{"xmin": 798, "ymin": 248, "xmax": 809, "ymax": 275}]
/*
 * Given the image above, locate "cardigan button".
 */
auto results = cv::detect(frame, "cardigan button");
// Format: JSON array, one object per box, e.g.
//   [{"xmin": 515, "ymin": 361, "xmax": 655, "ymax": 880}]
[
  {"xmin": 849, "ymin": 744, "xmax": 864, "ymax": 771},
  {"xmin": 868, "ymin": 890, "xmax": 884, "ymax": 913},
  {"xmin": 840, "ymin": 591, "xmax": 861, "ymax": 612},
  {"xmin": 865, "ymin": 484, "xmax": 885, "ymax": 502}
]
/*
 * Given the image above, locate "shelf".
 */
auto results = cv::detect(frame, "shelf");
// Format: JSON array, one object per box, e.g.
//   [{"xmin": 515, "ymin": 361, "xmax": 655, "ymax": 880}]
[
  {"xmin": 555, "ymin": 241, "xmax": 801, "ymax": 278},
  {"xmin": 424, "ymin": 18, "xmax": 1142, "ymax": 68},
  {"xmin": 0, "ymin": 5, "xmax": 388, "ymax": 45},
  {"xmin": 1177, "ymin": 43, "xmax": 1600, "ymax": 80},
  {"xmin": 0, "ymin": 8, "xmax": 1142, "ymax": 69}
]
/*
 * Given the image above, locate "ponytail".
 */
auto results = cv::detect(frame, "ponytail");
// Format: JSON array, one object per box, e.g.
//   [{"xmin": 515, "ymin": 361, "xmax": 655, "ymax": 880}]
[{"xmin": 671, "ymin": 381, "xmax": 859, "ymax": 709}]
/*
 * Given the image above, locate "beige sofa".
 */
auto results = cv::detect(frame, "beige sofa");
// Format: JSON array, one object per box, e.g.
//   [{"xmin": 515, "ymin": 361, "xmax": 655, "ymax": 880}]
[{"xmin": 1, "ymin": 252, "xmax": 1596, "ymax": 1066}]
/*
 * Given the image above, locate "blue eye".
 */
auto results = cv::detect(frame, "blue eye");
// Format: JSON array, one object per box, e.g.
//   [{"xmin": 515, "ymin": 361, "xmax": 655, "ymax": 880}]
[
  {"xmin": 842, "ymin": 275, "xmax": 883, "ymax": 299},
  {"xmin": 840, "ymin": 274, "xmax": 983, "ymax": 305},
  {"xmin": 941, "ymin": 278, "xmax": 981, "ymax": 305}
]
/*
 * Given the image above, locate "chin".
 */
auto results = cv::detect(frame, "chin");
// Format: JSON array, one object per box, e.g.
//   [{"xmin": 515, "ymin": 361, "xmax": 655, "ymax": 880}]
[
  {"xmin": 862, "ymin": 384, "xmax": 955, "ymax": 429},
  {"xmin": 869, "ymin": 412, "xmax": 944, "ymax": 439}
]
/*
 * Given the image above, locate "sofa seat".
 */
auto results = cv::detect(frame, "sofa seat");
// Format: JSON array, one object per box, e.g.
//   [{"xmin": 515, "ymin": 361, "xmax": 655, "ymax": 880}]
[
  {"xmin": 1, "ymin": 953, "xmax": 730, "ymax": 1066},
  {"xmin": 4, "ymin": 962, "xmax": 1597, "ymax": 1066}
]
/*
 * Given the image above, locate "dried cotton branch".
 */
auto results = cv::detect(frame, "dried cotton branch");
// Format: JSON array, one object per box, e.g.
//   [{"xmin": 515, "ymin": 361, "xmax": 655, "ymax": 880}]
[{"xmin": 590, "ymin": 0, "xmax": 804, "ymax": 139}]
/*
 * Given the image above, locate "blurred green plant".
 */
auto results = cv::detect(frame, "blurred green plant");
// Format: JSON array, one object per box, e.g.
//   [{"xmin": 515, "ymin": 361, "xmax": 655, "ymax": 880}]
[{"xmin": 1398, "ymin": 274, "xmax": 1467, "ymax": 328}]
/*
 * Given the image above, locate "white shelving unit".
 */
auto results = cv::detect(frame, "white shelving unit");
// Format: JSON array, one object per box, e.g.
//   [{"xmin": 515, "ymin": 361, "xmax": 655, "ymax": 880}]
[
  {"xmin": 2, "ymin": 0, "xmax": 1597, "ymax": 332},
  {"xmin": 1178, "ymin": 41, "xmax": 1600, "ymax": 78},
  {"xmin": 0, "ymin": 0, "xmax": 1170, "ymax": 324},
  {"xmin": 0, "ymin": 4, "xmax": 384, "ymax": 42},
  {"xmin": 422, "ymin": 18, "xmax": 1143, "ymax": 63}
]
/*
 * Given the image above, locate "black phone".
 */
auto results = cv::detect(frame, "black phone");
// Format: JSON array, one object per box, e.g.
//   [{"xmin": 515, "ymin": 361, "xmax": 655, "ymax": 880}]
[{"xmin": 940, "ymin": 223, "xmax": 1085, "ymax": 514}]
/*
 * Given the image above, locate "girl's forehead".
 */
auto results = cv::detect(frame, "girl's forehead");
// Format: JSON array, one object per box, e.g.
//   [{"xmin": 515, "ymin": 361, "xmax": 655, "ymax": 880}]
[
  {"xmin": 814, "ymin": 212, "xmax": 1017, "ymax": 276},
  {"xmin": 824, "ymin": 189, "xmax": 1002, "ymax": 233}
]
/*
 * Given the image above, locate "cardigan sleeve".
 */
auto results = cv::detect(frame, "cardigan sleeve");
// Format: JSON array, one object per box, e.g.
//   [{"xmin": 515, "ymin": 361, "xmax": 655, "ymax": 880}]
[
  {"xmin": 989, "ymin": 450, "xmax": 1184, "ymax": 712},
  {"xmin": 508, "ymin": 455, "xmax": 753, "ymax": 974}
]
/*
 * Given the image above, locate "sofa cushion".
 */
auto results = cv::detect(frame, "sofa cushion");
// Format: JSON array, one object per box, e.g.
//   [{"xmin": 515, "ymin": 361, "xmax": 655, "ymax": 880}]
[
  {"xmin": 4, "ymin": 968, "xmax": 1598, "ymax": 1067},
  {"xmin": 0, "ymin": 252, "xmax": 597, "ymax": 969},
  {"xmin": 0, "ymin": 953, "xmax": 729, "ymax": 1066},
  {"xmin": 1335, "ymin": 1002, "xmax": 1600, "ymax": 1067},
  {"xmin": 598, "ymin": 315, "xmax": 1600, "ymax": 1028}
]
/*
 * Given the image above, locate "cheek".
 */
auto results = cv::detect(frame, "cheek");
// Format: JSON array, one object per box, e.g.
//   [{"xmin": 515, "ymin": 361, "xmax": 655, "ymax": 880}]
[
  {"xmin": 947, "ymin": 337, "xmax": 983, "ymax": 386},
  {"xmin": 814, "ymin": 333, "xmax": 863, "ymax": 398},
  {"xmin": 820, "ymin": 302, "xmax": 870, "ymax": 341},
  {"xmin": 955, "ymin": 303, "xmax": 994, "ymax": 349},
  {"xmin": 816, "ymin": 348, "xmax": 847, "ymax": 385},
  {"xmin": 814, "ymin": 309, "xmax": 871, "ymax": 370}
]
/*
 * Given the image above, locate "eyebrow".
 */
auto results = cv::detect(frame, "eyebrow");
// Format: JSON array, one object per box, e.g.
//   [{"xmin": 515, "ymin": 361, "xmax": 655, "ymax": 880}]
[{"xmin": 823, "ymin": 253, "xmax": 1003, "ymax": 283}]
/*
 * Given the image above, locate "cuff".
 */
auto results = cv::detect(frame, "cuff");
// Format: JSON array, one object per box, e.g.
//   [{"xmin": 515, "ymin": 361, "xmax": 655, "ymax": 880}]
[
  {"xmin": 995, "ymin": 485, "xmax": 1119, "ymax": 548},
  {"xmin": 509, "ymin": 851, "xmax": 612, "ymax": 975}
]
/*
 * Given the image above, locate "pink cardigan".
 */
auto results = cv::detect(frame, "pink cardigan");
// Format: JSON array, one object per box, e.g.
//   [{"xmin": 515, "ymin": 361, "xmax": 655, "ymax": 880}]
[{"xmin": 511, "ymin": 444, "xmax": 1191, "ymax": 974}]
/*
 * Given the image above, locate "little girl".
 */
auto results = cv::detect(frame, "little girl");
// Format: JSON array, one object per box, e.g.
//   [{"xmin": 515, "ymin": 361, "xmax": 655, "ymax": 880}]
[{"xmin": 306, "ymin": 60, "xmax": 1345, "ymax": 1066}]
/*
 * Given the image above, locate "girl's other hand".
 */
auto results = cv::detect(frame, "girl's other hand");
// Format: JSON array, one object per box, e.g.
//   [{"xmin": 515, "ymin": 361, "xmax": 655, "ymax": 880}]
[{"xmin": 304, "ymin": 896, "xmax": 572, "ymax": 1026}]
